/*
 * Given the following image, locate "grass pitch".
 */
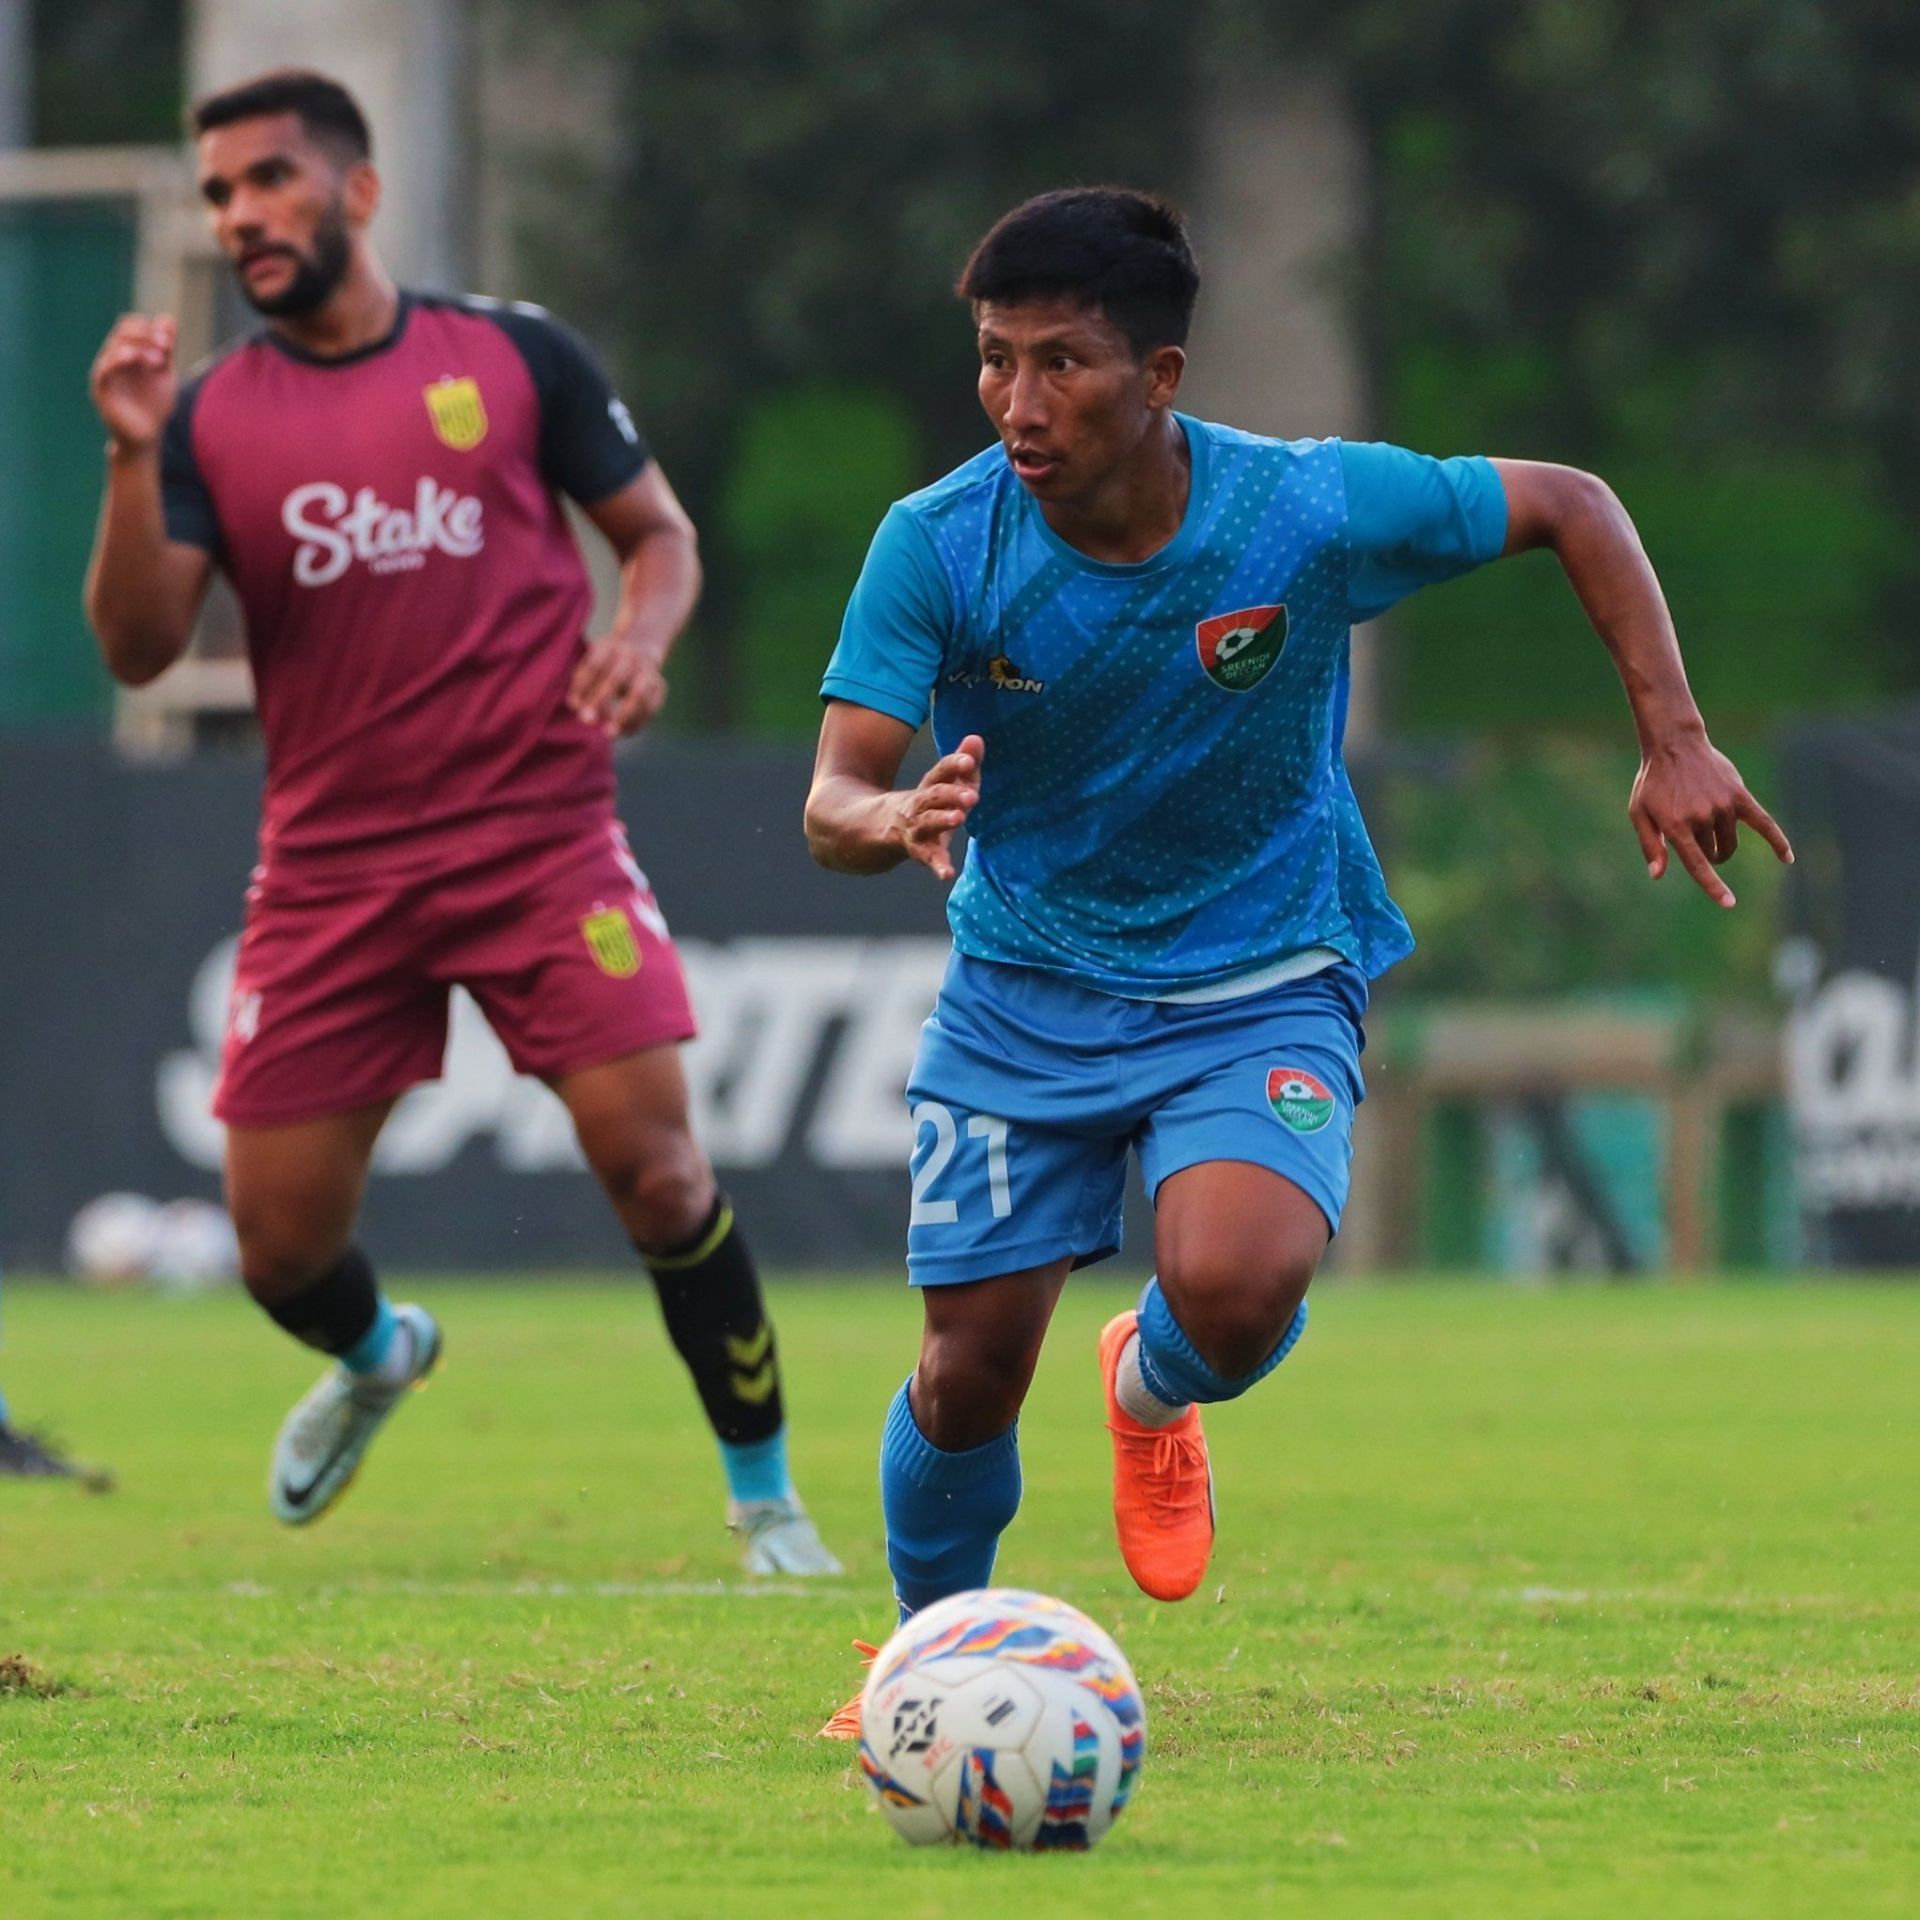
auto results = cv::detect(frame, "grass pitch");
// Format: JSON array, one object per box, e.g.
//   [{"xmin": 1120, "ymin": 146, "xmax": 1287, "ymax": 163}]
[{"xmin": 2, "ymin": 1274, "xmax": 1916, "ymax": 1918}]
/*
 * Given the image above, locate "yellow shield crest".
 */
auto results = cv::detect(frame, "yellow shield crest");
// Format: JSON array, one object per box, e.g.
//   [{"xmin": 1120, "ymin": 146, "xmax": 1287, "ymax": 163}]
[
  {"xmin": 424, "ymin": 376, "xmax": 488, "ymax": 450},
  {"xmin": 580, "ymin": 907, "xmax": 641, "ymax": 978}
]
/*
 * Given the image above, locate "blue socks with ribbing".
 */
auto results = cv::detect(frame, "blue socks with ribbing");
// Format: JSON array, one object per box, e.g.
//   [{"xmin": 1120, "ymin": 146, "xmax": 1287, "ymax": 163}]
[
  {"xmin": 1134, "ymin": 1275, "xmax": 1308, "ymax": 1409},
  {"xmin": 880, "ymin": 1379, "xmax": 1022, "ymax": 1618}
]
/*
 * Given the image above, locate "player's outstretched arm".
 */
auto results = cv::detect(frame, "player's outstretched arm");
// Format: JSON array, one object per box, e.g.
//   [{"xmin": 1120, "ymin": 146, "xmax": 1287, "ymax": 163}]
[
  {"xmin": 805, "ymin": 701, "xmax": 983, "ymax": 882},
  {"xmin": 1491, "ymin": 458, "xmax": 1793, "ymax": 908},
  {"xmin": 84, "ymin": 315, "xmax": 212, "ymax": 686},
  {"xmin": 569, "ymin": 464, "xmax": 702, "ymax": 737}
]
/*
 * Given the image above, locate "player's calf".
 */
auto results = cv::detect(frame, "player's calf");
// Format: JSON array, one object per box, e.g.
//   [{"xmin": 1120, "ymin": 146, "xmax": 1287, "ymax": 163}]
[
  {"xmin": 638, "ymin": 1194, "xmax": 842, "ymax": 1576},
  {"xmin": 259, "ymin": 1249, "xmax": 442, "ymax": 1525},
  {"xmin": 876, "ymin": 1266, "xmax": 1061, "ymax": 1617},
  {"xmin": 1100, "ymin": 1250, "xmax": 1317, "ymax": 1604},
  {"xmin": 1152, "ymin": 1251, "xmax": 1318, "ymax": 1385}
]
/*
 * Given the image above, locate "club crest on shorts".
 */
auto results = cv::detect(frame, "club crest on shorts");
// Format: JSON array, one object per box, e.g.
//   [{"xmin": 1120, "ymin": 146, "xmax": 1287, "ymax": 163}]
[
  {"xmin": 580, "ymin": 906, "xmax": 641, "ymax": 978},
  {"xmin": 1196, "ymin": 603, "xmax": 1287, "ymax": 691},
  {"xmin": 424, "ymin": 375, "xmax": 488, "ymax": 451},
  {"xmin": 1266, "ymin": 1065, "xmax": 1334, "ymax": 1134}
]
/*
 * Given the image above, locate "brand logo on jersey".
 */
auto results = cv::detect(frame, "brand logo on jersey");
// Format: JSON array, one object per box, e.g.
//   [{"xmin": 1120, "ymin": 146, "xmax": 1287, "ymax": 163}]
[
  {"xmin": 1196, "ymin": 603, "xmax": 1287, "ymax": 691},
  {"xmin": 1266, "ymin": 1065, "xmax": 1334, "ymax": 1134},
  {"xmin": 229, "ymin": 988, "xmax": 262, "ymax": 1046},
  {"xmin": 424, "ymin": 375, "xmax": 488, "ymax": 450},
  {"xmin": 947, "ymin": 655, "xmax": 1045, "ymax": 694},
  {"xmin": 282, "ymin": 479, "xmax": 486, "ymax": 586},
  {"xmin": 581, "ymin": 906, "xmax": 641, "ymax": 978},
  {"xmin": 988, "ymin": 655, "xmax": 1045, "ymax": 694}
]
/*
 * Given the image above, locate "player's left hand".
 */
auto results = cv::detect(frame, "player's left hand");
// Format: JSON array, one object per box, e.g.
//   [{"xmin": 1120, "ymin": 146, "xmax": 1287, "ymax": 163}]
[
  {"xmin": 570, "ymin": 636, "xmax": 667, "ymax": 737},
  {"xmin": 1629, "ymin": 731, "xmax": 1793, "ymax": 909}
]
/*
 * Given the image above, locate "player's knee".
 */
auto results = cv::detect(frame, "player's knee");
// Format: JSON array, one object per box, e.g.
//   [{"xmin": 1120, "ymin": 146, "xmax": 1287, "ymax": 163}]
[
  {"xmin": 913, "ymin": 1329, "xmax": 1032, "ymax": 1451},
  {"xmin": 231, "ymin": 1220, "xmax": 341, "ymax": 1301},
  {"xmin": 1166, "ymin": 1249, "xmax": 1316, "ymax": 1382},
  {"xmin": 615, "ymin": 1145, "xmax": 716, "ymax": 1251}
]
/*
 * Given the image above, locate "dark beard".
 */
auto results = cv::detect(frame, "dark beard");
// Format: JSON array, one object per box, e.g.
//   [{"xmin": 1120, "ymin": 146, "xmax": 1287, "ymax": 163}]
[{"xmin": 241, "ymin": 206, "xmax": 352, "ymax": 317}]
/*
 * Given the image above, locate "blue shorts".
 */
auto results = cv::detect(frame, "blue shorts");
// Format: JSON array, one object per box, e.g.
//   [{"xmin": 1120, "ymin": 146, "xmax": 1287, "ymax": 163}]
[{"xmin": 903, "ymin": 953, "xmax": 1368, "ymax": 1286}]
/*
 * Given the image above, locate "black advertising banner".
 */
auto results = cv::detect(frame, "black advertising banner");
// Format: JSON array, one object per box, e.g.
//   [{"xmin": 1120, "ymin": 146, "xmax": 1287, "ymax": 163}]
[
  {"xmin": 1781, "ymin": 706, "xmax": 1920, "ymax": 1267},
  {"xmin": 0, "ymin": 736, "xmax": 957, "ymax": 1271}
]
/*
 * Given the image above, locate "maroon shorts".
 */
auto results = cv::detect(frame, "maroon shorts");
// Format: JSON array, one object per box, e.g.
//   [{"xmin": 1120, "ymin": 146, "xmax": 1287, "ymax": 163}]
[{"xmin": 214, "ymin": 823, "xmax": 697, "ymax": 1129}]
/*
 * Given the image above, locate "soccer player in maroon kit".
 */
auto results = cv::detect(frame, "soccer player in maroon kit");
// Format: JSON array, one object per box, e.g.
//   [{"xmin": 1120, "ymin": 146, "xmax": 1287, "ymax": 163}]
[{"xmin": 83, "ymin": 69, "xmax": 839, "ymax": 1572}]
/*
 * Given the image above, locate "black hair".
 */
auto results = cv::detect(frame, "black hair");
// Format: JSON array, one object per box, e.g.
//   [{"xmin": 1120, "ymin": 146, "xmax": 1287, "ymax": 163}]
[
  {"xmin": 956, "ymin": 186, "xmax": 1200, "ymax": 356},
  {"xmin": 190, "ymin": 69, "xmax": 372, "ymax": 163}
]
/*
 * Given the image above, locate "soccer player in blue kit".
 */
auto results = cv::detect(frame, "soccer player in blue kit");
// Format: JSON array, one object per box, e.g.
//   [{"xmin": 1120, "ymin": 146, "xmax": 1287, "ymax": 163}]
[{"xmin": 805, "ymin": 188, "xmax": 1791, "ymax": 1721}]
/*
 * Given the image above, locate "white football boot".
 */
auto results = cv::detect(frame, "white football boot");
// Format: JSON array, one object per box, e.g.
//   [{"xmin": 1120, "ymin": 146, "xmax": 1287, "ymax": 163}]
[
  {"xmin": 269, "ymin": 1304, "xmax": 441, "ymax": 1525},
  {"xmin": 729, "ymin": 1496, "xmax": 844, "ymax": 1575}
]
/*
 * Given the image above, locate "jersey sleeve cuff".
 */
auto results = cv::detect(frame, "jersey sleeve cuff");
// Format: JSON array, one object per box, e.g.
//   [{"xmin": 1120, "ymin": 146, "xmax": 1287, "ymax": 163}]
[
  {"xmin": 567, "ymin": 445, "xmax": 652, "ymax": 508},
  {"xmin": 1462, "ymin": 454, "xmax": 1509, "ymax": 563},
  {"xmin": 160, "ymin": 512, "xmax": 222, "ymax": 554},
  {"xmin": 818, "ymin": 674, "xmax": 928, "ymax": 730}
]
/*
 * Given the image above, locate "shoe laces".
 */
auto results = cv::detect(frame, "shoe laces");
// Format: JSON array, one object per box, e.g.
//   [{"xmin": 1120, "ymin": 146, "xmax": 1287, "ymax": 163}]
[
  {"xmin": 289, "ymin": 1385, "xmax": 354, "ymax": 1455},
  {"xmin": 1105, "ymin": 1417, "xmax": 1209, "ymax": 1523},
  {"xmin": 1154, "ymin": 1419, "xmax": 1207, "ymax": 1481},
  {"xmin": 730, "ymin": 1497, "xmax": 801, "ymax": 1541}
]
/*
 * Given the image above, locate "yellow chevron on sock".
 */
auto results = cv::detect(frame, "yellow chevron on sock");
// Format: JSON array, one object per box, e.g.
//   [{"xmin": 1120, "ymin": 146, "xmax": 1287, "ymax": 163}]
[
  {"xmin": 731, "ymin": 1360, "xmax": 778, "ymax": 1405},
  {"xmin": 725, "ymin": 1324, "xmax": 773, "ymax": 1369}
]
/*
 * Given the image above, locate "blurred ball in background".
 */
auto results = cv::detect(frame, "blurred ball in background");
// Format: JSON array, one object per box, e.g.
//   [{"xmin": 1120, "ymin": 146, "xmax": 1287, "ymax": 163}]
[{"xmin": 66, "ymin": 1193, "xmax": 238, "ymax": 1293}]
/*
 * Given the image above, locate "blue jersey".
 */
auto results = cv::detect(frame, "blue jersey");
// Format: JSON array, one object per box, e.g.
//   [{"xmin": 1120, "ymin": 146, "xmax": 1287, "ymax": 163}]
[{"xmin": 821, "ymin": 416, "xmax": 1506, "ymax": 997}]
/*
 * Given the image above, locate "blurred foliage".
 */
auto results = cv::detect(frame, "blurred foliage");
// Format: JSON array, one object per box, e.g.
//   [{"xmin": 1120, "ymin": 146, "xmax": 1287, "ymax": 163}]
[
  {"xmin": 30, "ymin": 0, "xmax": 183, "ymax": 145},
  {"xmin": 720, "ymin": 385, "xmax": 919, "ymax": 733},
  {"xmin": 1260, "ymin": 0, "xmax": 1920, "ymax": 729},
  {"xmin": 499, "ymin": 0, "xmax": 1199, "ymax": 722},
  {"xmin": 1388, "ymin": 453, "xmax": 1904, "ymax": 734},
  {"xmin": 504, "ymin": 0, "xmax": 1920, "ymax": 737},
  {"xmin": 1374, "ymin": 739, "xmax": 1786, "ymax": 1001}
]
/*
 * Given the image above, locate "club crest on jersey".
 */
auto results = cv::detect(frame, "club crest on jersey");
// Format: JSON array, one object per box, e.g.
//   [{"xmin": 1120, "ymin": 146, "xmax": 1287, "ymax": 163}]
[
  {"xmin": 424, "ymin": 375, "xmax": 488, "ymax": 450},
  {"xmin": 580, "ymin": 906, "xmax": 641, "ymax": 978},
  {"xmin": 1267, "ymin": 1065, "xmax": 1334, "ymax": 1134},
  {"xmin": 1196, "ymin": 603, "xmax": 1287, "ymax": 692}
]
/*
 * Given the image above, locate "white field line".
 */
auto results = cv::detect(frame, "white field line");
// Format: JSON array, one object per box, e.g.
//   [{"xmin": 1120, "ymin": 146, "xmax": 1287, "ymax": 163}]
[
  {"xmin": 206, "ymin": 1577, "xmax": 881, "ymax": 1602},
  {"xmin": 1511, "ymin": 1585, "xmax": 1875, "ymax": 1612}
]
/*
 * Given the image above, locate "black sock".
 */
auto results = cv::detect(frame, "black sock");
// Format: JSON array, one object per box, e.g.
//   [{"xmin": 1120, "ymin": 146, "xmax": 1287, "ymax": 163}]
[
  {"xmin": 260, "ymin": 1247, "xmax": 380, "ymax": 1355},
  {"xmin": 639, "ymin": 1197, "xmax": 783, "ymax": 1446}
]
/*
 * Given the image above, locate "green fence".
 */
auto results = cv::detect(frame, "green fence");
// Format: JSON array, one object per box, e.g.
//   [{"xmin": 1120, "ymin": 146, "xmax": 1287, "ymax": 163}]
[{"xmin": 0, "ymin": 199, "xmax": 136, "ymax": 724}]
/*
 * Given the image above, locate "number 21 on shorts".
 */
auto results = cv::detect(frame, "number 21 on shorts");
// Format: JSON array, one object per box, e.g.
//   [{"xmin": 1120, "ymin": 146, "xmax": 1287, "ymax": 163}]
[{"xmin": 910, "ymin": 1102, "xmax": 1012, "ymax": 1225}]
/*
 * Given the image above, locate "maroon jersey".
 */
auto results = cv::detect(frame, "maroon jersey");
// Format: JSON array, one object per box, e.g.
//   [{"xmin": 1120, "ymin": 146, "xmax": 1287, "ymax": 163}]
[{"xmin": 161, "ymin": 293, "xmax": 649, "ymax": 878}]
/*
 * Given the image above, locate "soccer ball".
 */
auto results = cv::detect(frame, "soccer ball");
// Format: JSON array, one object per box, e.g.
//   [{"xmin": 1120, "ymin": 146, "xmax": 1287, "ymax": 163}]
[
  {"xmin": 149, "ymin": 1199, "xmax": 241, "ymax": 1294},
  {"xmin": 65, "ymin": 1191, "xmax": 166, "ymax": 1287},
  {"xmin": 857, "ymin": 1587, "xmax": 1146, "ymax": 1851}
]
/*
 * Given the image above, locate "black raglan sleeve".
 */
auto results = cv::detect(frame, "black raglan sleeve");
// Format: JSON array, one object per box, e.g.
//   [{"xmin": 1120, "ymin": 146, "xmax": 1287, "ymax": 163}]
[
  {"xmin": 482, "ymin": 301, "xmax": 652, "ymax": 505},
  {"xmin": 159, "ymin": 375, "xmax": 223, "ymax": 553}
]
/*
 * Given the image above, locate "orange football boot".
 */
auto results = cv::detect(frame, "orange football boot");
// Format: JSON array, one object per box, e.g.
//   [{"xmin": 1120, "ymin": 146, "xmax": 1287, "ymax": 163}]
[
  {"xmin": 1099, "ymin": 1309, "xmax": 1214, "ymax": 1602},
  {"xmin": 817, "ymin": 1639, "xmax": 880, "ymax": 1740}
]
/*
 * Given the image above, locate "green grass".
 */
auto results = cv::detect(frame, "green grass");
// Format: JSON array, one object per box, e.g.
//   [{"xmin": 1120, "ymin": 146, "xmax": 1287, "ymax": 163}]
[{"xmin": 2, "ymin": 1275, "xmax": 1917, "ymax": 1918}]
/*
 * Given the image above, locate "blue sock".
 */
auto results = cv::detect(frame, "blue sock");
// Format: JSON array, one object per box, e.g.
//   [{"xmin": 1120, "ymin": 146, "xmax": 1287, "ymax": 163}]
[
  {"xmin": 338, "ymin": 1298, "xmax": 400, "ymax": 1377},
  {"xmin": 1135, "ymin": 1276, "xmax": 1308, "ymax": 1407},
  {"xmin": 719, "ymin": 1429, "xmax": 794, "ymax": 1504},
  {"xmin": 880, "ymin": 1379, "xmax": 1022, "ymax": 1618}
]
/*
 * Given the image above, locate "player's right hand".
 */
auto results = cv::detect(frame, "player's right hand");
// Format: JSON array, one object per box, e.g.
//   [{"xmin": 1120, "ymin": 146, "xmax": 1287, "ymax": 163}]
[
  {"xmin": 90, "ymin": 314, "xmax": 179, "ymax": 454},
  {"xmin": 895, "ymin": 734, "xmax": 984, "ymax": 883}
]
